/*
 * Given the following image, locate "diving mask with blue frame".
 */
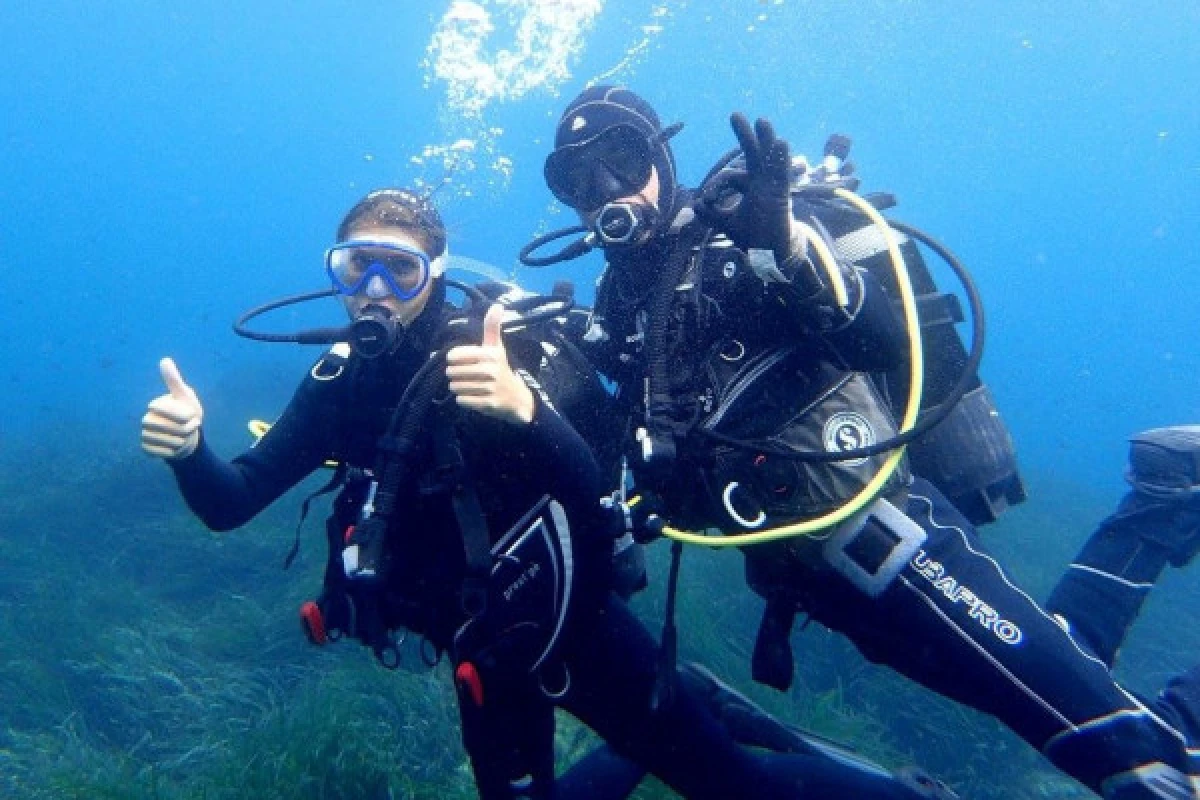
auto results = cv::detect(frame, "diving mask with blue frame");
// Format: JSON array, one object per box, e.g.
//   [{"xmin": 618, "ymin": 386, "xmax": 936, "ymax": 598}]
[
  {"xmin": 234, "ymin": 255, "xmax": 573, "ymax": 359},
  {"xmin": 325, "ymin": 239, "xmax": 435, "ymax": 301}
]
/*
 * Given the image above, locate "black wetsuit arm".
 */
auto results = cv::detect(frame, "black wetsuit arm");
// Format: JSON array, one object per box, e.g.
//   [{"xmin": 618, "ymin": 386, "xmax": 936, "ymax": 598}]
[
  {"xmin": 511, "ymin": 394, "xmax": 608, "ymax": 518},
  {"xmin": 464, "ymin": 391, "xmax": 613, "ymax": 604},
  {"xmin": 821, "ymin": 267, "xmax": 906, "ymax": 371},
  {"xmin": 757, "ymin": 245, "xmax": 904, "ymax": 374},
  {"xmin": 167, "ymin": 376, "xmax": 337, "ymax": 531}
]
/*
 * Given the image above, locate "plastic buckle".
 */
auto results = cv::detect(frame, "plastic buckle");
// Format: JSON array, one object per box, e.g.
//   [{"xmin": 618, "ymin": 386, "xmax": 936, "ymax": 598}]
[{"xmin": 822, "ymin": 497, "xmax": 927, "ymax": 598}]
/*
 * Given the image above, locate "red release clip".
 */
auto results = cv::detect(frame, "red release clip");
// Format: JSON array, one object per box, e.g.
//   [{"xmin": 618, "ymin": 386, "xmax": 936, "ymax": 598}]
[
  {"xmin": 300, "ymin": 600, "xmax": 327, "ymax": 645},
  {"xmin": 455, "ymin": 661, "xmax": 485, "ymax": 707}
]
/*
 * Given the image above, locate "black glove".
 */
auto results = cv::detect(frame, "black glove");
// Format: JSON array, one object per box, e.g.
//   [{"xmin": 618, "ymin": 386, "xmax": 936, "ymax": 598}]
[{"xmin": 695, "ymin": 113, "xmax": 794, "ymax": 258}]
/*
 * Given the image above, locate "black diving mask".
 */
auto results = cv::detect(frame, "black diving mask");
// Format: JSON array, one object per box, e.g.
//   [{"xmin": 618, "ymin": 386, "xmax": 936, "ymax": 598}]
[{"xmin": 545, "ymin": 124, "xmax": 654, "ymax": 212}]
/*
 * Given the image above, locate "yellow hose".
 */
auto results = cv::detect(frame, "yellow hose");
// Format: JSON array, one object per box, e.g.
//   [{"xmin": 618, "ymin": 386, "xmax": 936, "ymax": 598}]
[{"xmin": 660, "ymin": 188, "xmax": 924, "ymax": 547}]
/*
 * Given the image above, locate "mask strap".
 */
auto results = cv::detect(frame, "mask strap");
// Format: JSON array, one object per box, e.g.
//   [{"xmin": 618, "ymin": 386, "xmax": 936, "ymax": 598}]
[
  {"xmin": 430, "ymin": 252, "xmax": 448, "ymax": 277},
  {"xmin": 655, "ymin": 121, "xmax": 685, "ymax": 144}
]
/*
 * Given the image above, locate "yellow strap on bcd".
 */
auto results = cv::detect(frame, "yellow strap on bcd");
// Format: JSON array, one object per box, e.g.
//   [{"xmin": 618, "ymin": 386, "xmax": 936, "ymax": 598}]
[{"xmin": 248, "ymin": 419, "xmax": 340, "ymax": 469}]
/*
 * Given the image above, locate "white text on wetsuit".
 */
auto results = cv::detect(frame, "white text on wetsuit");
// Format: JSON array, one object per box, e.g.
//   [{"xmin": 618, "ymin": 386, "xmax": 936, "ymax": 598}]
[
  {"xmin": 503, "ymin": 562, "xmax": 541, "ymax": 603},
  {"xmin": 911, "ymin": 550, "xmax": 1023, "ymax": 645}
]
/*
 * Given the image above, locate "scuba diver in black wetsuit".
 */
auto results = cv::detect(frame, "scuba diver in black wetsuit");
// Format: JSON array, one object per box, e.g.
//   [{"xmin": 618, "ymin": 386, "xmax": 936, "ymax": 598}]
[
  {"xmin": 140, "ymin": 188, "xmax": 942, "ymax": 799},
  {"xmin": 519, "ymin": 84, "xmax": 1200, "ymax": 800}
]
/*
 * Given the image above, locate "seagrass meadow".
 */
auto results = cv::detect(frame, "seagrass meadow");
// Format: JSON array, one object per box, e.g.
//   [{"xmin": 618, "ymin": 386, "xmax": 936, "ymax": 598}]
[{"xmin": 7, "ymin": 422, "xmax": 1197, "ymax": 799}]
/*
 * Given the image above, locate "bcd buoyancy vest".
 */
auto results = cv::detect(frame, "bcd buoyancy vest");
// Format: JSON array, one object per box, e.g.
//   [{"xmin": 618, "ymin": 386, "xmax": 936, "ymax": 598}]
[
  {"xmin": 635, "ymin": 229, "xmax": 910, "ymax": 527},
  {"xmin": 297, "ymin": 284, "xmax": 609, "ymax": 689},
  {"xmin": 696, "ymin": 138, "xmax": 1024, "ymax": 528},
  {"xmin": 811, "ymin": 197, "xmax": 1024, "ymax": 525}
]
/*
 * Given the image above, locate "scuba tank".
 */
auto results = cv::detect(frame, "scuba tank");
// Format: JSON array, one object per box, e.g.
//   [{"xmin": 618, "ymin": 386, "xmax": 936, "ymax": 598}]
[
  {"xmin": 689, "ymin": 134, "xmax": 1025, "ymax": 528},
  {"xmin": 794, "ymin": 136, "xmax": 1025, "ymax": 525}
]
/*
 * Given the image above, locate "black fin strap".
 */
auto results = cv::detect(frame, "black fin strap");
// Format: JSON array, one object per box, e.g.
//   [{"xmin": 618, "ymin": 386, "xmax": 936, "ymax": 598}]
[
  {"xmin": 652, "ymin": 540, "xmax": 685, "ymax": 712},
  {"xmin": 284, "ymin": 463, "xmax": 347, "ymax": 570}
]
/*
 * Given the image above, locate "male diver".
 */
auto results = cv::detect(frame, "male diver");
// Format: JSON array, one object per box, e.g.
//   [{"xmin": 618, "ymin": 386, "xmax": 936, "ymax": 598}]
[
  {"xmin": 141, "ymin": 188, "xmax": 940, "ymax": 799},
  {"xmin": 520, "ymin": 84, "xmax": 1200, "ymax": 800}
]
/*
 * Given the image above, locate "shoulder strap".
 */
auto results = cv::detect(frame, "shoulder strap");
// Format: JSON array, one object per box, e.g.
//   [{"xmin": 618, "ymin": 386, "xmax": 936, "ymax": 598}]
[
  {"xmin": 284, "ymin": 462, "xmax": 348, "ymax": 569},
  {"xmin": 428, "ymin": 402, "xmax": 493, "ymax": 619}
]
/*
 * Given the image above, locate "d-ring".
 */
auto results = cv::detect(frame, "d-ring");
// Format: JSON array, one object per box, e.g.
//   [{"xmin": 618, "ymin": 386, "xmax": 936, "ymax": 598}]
[
  {"xmin": 718, "ymin": 339, "xmax": 746, "ymax": 362},
  {"xmin": 539, "ymin": 663, "xmax": 571, "ymax": 699},
  {"xmin": 722, "ymin": 482, "xmax": 766, "ymax": 528}
]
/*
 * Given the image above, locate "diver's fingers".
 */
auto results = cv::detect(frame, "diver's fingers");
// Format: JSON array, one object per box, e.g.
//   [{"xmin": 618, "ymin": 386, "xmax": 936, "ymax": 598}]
[
  {"xmin": 730, "ymin": 112, "xmax": 760, "ymax": 170},
  {"xmin": 481, "ymin": 304, "xmax": 505, "ymax": 351},
  {"xmin": 141, "ymin": 409, "xmax": 202, "ymax": 436},
  {"xmin": 140, "ymin": 415, "xmax": 199, "ymax": 454},
  {"xmin": 454, "ymin": 395, "xmax": 505, "ymax": 414},
  {"xmin": 446, "ymin": 360, "xmax": 503, "ymax": 381},
  {"xmin": 446, "ymin": 344, "xmax": 505, "ymax": 367},
  {"xmin": 447, "ymin": 381, "xmax": 493, "ymax": 397},
  {"xmin": 753, "ymin": 117, "xmax": 777, "ymax": 152},
  {"xmin": 700, "ymin": 167, "xmax": 750, "ymax": 199},
  {"xmin": 159, "ymin": 357, "xmax": 196, "ymax": 403},
  {"xmin": 141, "ymin": 429, "xmax": 190, "ymax": 455},
  {"xmin": 755, "ymin": 117, "xmax": 791, "ymax": 177},
  {"xmin": 145, "ymin": 394, "xmax": 201, "ymax": 426}
]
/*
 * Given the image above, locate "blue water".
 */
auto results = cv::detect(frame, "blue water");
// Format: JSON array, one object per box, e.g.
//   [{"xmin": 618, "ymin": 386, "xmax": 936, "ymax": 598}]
[
  {"xmin": 3, "ymin": 0, "xmax": 1196, "ymax": 493},
  {"xmin": 1, "ymin": 0, "xmax": 1198, "ymax": 794}
]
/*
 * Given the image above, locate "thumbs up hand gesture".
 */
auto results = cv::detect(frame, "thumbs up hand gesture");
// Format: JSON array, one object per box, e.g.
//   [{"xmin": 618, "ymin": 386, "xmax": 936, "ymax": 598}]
[
  {"xmin": 141, "ymin": 357, "xmax": 205, "ymax": 459},
  {"xmin": 446, "ymin": 304, "xmax": 536, "ymax": 426}
]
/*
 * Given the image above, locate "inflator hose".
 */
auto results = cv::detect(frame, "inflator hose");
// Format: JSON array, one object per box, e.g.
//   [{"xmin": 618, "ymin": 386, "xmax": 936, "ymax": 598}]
[{"xmin": 660, "ymin": 187, "xmax": 924, "ymax": 547}]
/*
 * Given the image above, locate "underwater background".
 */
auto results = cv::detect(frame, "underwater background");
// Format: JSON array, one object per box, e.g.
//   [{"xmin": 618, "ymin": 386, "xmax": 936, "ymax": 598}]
[{"xmin": 1, "ymin": 1, "xmax": 1198, "ymax": 797}]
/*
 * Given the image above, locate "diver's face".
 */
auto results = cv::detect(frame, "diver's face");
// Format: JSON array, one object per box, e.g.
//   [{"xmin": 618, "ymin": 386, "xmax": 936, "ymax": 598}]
[{"xmin": 334, "ymin": 227, "xmax": 437, "ymax": 328}]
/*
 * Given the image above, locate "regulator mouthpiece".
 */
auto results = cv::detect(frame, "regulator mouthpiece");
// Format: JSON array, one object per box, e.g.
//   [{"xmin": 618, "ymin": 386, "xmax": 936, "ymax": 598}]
[{"xmin": 349, "ymin": 305, "xmax": 400, "ymax": 359}]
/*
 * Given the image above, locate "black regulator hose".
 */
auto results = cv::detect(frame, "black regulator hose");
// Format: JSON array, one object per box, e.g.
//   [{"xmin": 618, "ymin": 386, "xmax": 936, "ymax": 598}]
[
  {"xmin": 519, "ymin": 225, "xmax": 595, "ymax": 267},
  {"xmin": 233, "ymin": 288, "xmax": 346, "ymax": 344},
  {"xmin": 371, "ymin": 349, "xmax": 449, "ymax": 516},
  {"xmin": 643, "ymin": 227, "xmax": 716, "ymax": 463},
  {"xmin": 232, "ymin": 278, "xmax": 563, "ymax": 347},
  {"xmin": 448, "ymin": 277, "xmax": 490, "ymax": 308},
  {"xmin": 697, "ymin": 218, "xmax": 987, "ymax": 463}
]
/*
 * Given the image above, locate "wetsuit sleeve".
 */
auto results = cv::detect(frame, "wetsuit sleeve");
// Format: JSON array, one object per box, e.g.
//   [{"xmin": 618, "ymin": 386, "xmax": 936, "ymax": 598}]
[
  {"xmin": 521, "ymin": 394, "xmax": 615, "ymax": 599},
  {"xmin": 821, "ymin": 267, "xmax": 907, "ymax": 372},
  {"xmin": 516, "ymin": 393, "xmax": 608, "ymax": 515},
  {"xmin": 762, "ymin": 247, "xmax": 905, "ymax": 374},
  {"xmin": 167, "ymin": 373, "xmax": 339, "ymax": 532}
]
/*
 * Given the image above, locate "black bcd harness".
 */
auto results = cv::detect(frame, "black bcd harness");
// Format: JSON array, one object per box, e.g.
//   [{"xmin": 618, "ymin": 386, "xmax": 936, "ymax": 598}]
[{"xmin": 293, "ymin": 290, "xmax": 589, "ymax": 708}]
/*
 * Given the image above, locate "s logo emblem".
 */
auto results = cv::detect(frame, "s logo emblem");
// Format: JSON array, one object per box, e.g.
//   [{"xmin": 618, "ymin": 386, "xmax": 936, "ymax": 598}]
[{"xmin": 823, "ymin": 412, "xmax": 875, "ymax": 467}]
